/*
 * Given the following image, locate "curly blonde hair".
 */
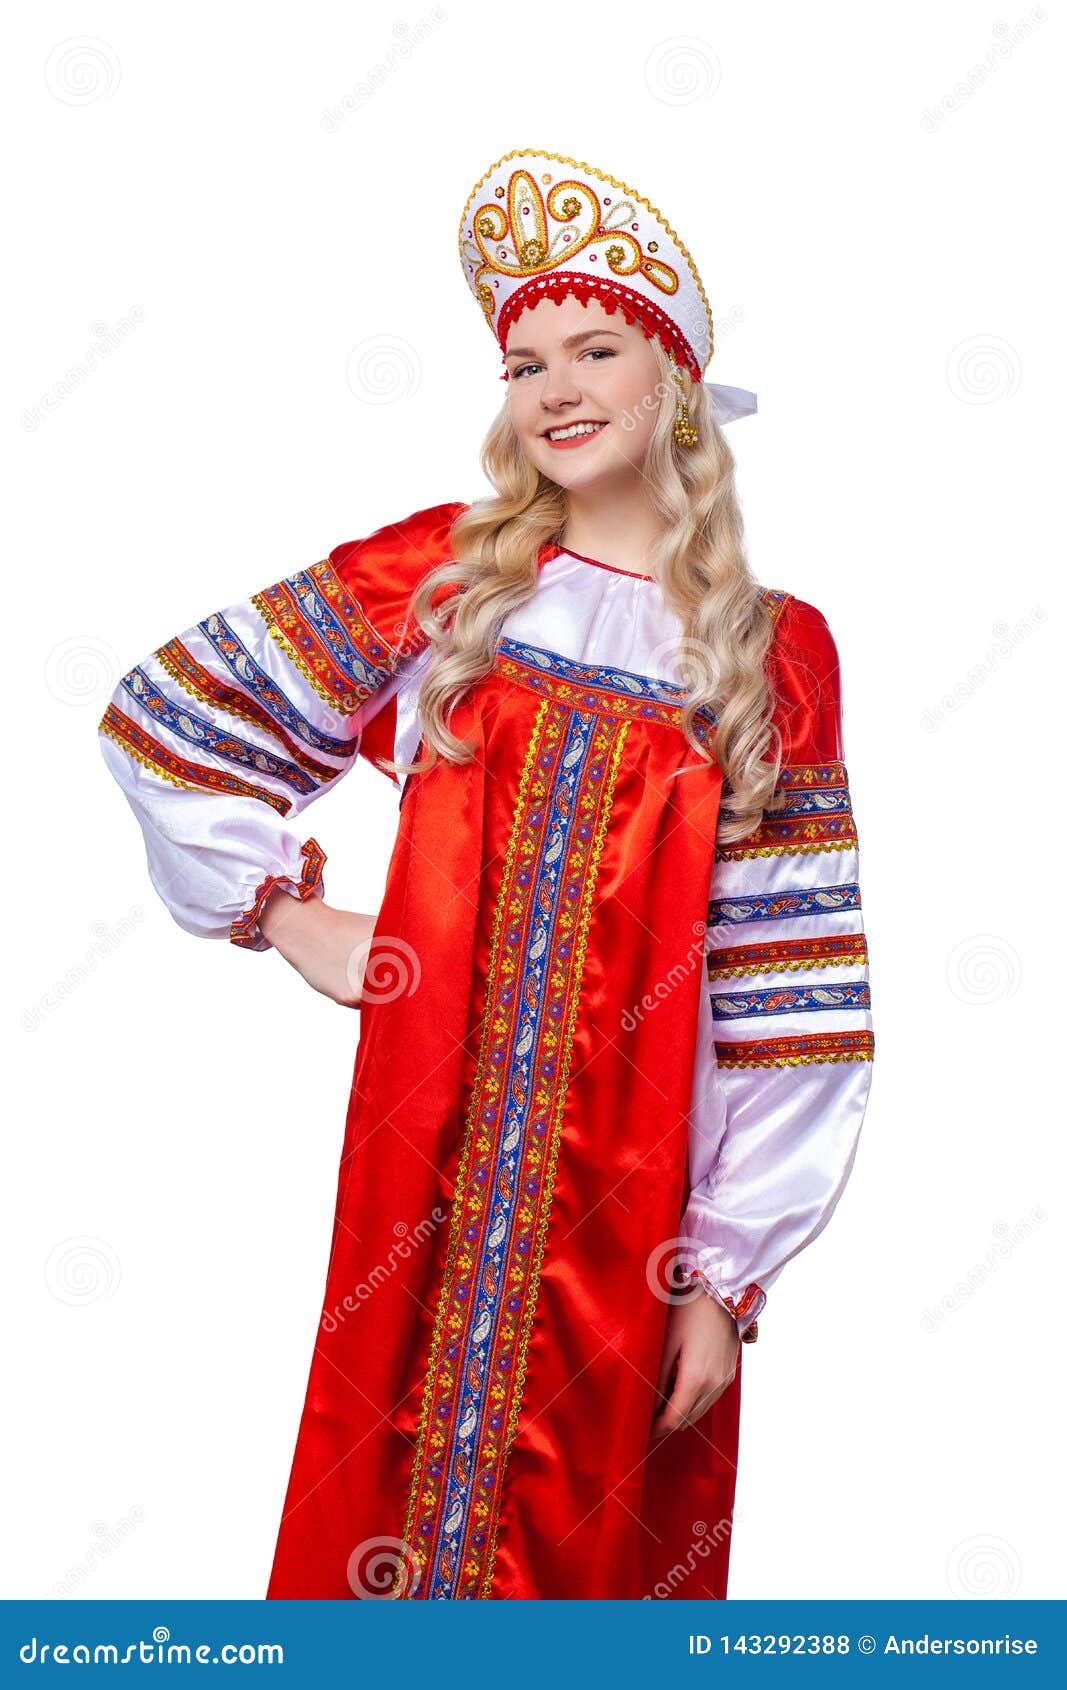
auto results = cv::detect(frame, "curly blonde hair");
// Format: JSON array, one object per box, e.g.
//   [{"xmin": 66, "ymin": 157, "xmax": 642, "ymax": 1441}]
[{"xmin": 382, "ymin": 338, "xmax": 783, "ymax": 845}]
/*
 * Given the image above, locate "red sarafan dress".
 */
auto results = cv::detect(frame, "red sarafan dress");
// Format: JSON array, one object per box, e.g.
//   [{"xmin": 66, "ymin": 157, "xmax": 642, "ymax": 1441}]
[{"xmin": 98, "ymin": 501, "xmax": 874, "ymax": 1600}]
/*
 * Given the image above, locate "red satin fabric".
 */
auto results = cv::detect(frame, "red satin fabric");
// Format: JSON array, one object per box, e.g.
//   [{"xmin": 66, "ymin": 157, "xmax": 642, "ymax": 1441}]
[
  {"xmin": 267, "ymin": 621, "xmax": 745, "ymax": 1600},
  {"xmin": 766, "ymin": 593, "xmax": 844, "ymax": 767}
]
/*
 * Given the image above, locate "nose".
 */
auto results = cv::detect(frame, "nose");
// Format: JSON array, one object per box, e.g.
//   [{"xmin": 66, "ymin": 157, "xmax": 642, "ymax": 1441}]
[{"xmin": 539, "ymin": 361, "xmax": 583, "ymax": 414}]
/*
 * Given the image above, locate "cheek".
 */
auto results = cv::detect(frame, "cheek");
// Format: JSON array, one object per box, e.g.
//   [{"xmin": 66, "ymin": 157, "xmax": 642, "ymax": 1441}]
[
  {"xmin": 618, "ymin": 403, "xmax": 658, "ymax": 460},
  {"xmin": 507, "ymin": 386, "xmax": 536, "ymax": 431},
  {"xmin": 609, "ymin": 369, "xmax": 660, "ymax": 437}
]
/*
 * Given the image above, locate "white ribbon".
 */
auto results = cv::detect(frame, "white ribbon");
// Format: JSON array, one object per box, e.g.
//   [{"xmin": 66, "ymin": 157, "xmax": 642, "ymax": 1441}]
[{"xmin": 703, "ymin": 382, "xmax": 758, "ymax": 425}]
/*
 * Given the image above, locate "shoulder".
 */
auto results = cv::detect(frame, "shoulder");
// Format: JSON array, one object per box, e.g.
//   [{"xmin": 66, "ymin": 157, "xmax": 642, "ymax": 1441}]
[
  {"xmin": 759, "ymin": 585, "xmax": 838, "ymax": 661},
  {"xmin": 322, "ymin": 500, "xmax": 470, "ymax": 655},
  {"xmin": 758, "ymin": 587, "xmax": 843, "ymax": 764},
  {"xmin": 328, "ymin": 500, "xmax": 469, "ymax": 583}
]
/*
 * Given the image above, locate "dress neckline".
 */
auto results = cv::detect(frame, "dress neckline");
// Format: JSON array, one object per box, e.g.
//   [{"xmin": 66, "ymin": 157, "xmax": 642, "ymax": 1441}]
[{"xmin": 538, "ymin": 541, "xmax": 655, "ymax": 584}]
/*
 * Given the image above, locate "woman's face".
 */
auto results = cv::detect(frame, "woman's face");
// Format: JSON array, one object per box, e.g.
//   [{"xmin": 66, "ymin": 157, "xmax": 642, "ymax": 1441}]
[{"xmin": 503, "ymin": 292, "xmax": 665, "ymax": 491}]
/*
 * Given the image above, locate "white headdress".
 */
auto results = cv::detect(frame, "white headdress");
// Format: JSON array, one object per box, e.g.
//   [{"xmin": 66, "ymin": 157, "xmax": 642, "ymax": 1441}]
[{"xmin": 457, "ymin": 147, "xmax": 757, "ymax": 430}]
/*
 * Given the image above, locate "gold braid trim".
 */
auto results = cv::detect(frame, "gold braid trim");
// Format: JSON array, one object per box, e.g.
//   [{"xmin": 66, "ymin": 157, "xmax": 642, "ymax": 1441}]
[
  {"xmin": 154, "ymin": 641, "xmax": 272, "ymax": 725},
  {"xmin": 719, "ymin": 1050, "xmax": 875, "ymax": 1070},
  {"xmin": 248, "ymin": 597, "xmax": 353, "ymax": 713},
  {"xmin": 716, "ymin": 838, "xmax": 856, "ymax": 861},
  {"xmin": 153, "ymin": 642, "xmax": 346, "ymax": 780},
  {"xmin": 99, "ymin": 716, "xmax": 211, "ymax": 796},
  {"xmin": 708, "ymin": 950, "xmax": 868, "ymax": 979},
  {"xmin": 480, "ymin": 716, "xmax": 630, "ymax": 1598},
  {"xmin": 392, "ymin": 699, "xmax": 551, "ymax": 1600}
]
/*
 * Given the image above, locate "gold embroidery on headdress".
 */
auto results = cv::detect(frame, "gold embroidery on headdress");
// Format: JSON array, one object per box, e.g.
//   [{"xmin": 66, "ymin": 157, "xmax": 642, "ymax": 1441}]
[
  {"xmin": 466, "ymin": 168, "xmax": 682, "ymax": 327},
  {"xmin": 457, "ymin": 148, "xmax": 713, "ymax": 367}
]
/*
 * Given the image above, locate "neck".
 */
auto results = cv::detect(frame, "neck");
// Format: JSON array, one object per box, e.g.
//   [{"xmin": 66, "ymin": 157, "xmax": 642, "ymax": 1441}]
[{"xmin": 560, "ymin": 483, "xmax": 666, "ymax": 577}]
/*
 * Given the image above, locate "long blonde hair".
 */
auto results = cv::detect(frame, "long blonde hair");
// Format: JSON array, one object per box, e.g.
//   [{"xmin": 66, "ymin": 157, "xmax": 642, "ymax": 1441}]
[{"xmin": 384, "ymin": 338, "xmax": 783, "ymax": 845}]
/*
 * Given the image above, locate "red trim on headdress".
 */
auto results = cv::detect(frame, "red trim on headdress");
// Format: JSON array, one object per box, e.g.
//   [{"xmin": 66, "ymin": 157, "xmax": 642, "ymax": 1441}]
[{"xmin": 496, "ymin": 273, "xmax": 703, "ymax": 384}]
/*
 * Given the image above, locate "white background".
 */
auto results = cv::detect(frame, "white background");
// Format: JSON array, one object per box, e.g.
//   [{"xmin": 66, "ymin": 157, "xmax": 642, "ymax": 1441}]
[{"xmin": 4, "ymin": 0, "xmax": 1062, "ymax": 1602}]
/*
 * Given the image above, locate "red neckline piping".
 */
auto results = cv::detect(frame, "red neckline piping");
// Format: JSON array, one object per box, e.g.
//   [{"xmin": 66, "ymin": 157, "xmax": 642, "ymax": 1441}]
[{"xmin": 538, "ymin": 542, "xmax": 654, "ymax": 583}]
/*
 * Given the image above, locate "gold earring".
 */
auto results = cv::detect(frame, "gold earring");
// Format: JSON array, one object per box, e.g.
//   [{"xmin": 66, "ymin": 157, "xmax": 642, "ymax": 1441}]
[{"xmin": 668, "ymin": 349, "xmax": 698, "ymax": 447}]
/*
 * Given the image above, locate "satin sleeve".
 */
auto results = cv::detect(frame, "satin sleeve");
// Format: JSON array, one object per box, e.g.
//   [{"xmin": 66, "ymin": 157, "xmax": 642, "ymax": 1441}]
[
  {"xmin": 97, "ymin": 501, "xmax": 466, "ymax": 950},
  {"xmin": 677, "ymin": 594, "xmax": 875, "ymax": 1342}
]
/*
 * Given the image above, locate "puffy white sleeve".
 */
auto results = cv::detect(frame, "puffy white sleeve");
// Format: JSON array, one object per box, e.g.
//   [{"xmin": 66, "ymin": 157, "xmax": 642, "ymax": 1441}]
[
  {"xmin": 97, "ymin": 503, "xmax": 466, "ymax": 950},
  {"xmin": 676, "ymin": 594, "xmax": 875, "ymax": 1342}
]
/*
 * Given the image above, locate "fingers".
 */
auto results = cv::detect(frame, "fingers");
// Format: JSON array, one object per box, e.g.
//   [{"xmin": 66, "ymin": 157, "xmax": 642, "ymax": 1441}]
[
  {"xmin": 649, "ymin": 1369, "xmax": 732, "ymax": 1442},
  {"xmin": 650, "ymin": 1366, "xmax": 702, "ymax": 1441},
  {"xmin": 654, "ymin": 1336, "xmax": 679, "ymax": 1404},
  {"xmin": 649, "ymin": 1398, "xmax": 687, "ymax": 1441}
]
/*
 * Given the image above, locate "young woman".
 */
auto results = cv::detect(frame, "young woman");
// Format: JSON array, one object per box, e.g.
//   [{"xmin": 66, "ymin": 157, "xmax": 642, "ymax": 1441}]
[{"xmin": 98, "ymin": 148, "xmax": 874, "ymax": 1601}]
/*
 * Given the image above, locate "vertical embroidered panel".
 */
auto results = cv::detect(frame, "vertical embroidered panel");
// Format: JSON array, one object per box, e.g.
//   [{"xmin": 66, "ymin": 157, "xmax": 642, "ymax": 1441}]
[{"xmin": 395, "ymin": 698, "xmax": 629, "ymax": 1600}]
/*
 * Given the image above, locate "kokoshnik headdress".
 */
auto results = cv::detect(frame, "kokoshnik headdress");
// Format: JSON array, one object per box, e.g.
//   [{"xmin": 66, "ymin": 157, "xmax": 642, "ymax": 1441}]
[{"xmin": 457, "ymin": 147, "xmax": 758, "ymax": 447}]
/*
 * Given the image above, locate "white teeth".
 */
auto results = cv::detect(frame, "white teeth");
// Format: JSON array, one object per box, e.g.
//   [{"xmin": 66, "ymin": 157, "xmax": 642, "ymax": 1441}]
[{"xmin": 546, "ymin": 422, "xmax": 606, "ymax": 441}]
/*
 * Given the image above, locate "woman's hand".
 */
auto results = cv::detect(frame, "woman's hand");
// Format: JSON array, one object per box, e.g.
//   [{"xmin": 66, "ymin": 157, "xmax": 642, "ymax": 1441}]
[
  {"xmin": 258, "ymin": 887, "xmax": 377, "ymax": 1008},
  {"xmin": 650, "ymin": 1284, "xmax": 740, "ymax": 1442}
]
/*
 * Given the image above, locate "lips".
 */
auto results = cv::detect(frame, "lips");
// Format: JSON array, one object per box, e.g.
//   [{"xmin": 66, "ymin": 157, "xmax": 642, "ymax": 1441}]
[
  {"xmin": 542, "ymin": 422, "xmax": 608, "ymax": 450},
  {"xmin": 542, "ymin": 420, "xmax": 607, "ymax": 437}
]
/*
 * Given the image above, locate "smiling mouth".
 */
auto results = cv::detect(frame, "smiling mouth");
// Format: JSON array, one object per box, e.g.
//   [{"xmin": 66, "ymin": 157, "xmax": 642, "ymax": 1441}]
[{"xmin": 542, "ymin": 421, "xmax": 608, "ymax": 443}]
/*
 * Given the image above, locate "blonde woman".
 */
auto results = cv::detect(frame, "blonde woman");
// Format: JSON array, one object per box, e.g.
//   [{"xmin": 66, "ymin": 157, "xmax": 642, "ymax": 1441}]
[{"xmin": 98, "ymin": 149, "xmax": 874, "ymax": 1601}]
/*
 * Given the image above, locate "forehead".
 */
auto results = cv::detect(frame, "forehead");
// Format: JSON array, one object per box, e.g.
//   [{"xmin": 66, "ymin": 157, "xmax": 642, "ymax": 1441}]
[{"xmin": 504, "ymin": 291, "xmax": 627, "ymax": 355}]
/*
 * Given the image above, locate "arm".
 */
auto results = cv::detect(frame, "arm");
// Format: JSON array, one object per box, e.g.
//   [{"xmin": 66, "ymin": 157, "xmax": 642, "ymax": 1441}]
[
  {"xmin": 97, "ymin": 501, "xmax": 467, "ymax": 950},
  {"xmin": 676, "ymin": 594, "xmax": 875, "ymax": 1342}
]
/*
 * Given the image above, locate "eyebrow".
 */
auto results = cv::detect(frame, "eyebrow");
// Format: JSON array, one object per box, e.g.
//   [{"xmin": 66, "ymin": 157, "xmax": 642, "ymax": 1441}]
[{"xmin": 504, "ymin": 329, "xmax": 624, "ymax": 360}]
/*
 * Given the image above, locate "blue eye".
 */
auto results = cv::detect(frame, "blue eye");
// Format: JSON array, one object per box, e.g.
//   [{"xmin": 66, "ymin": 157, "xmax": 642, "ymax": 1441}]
[{"xmin": 511, "ymin": 348, "xmax": 616, "ymax": 379}]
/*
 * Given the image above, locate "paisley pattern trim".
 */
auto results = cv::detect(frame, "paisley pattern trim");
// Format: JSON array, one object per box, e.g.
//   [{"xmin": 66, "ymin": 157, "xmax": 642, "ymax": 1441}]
[
  {"xmin": 250, "ymin": 558, "xmax": 400, "ymax": 714},
  {"xmin": 156, "ymin": 635, "xmax": 354, "ymax": 769},
  {"xmin": 98, "ymin": 703, "xmax": 291, "ymax": 815},
  {"xmin": 395, "ymin": 699, "xmax": 630, "ymax": 1600},
  {"xmin": 229, "ymin": 837, "xmax": 327, "ymax": 950},
  {"xmin": 495, "ymin": 636, "xmax": 717, "ymax": 746}
]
